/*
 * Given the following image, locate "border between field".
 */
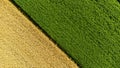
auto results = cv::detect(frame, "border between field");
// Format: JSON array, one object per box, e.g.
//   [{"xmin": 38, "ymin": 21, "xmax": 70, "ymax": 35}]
[{"xmin": 10, "ymin": 0, "xmax": 81, "ymax": 67}]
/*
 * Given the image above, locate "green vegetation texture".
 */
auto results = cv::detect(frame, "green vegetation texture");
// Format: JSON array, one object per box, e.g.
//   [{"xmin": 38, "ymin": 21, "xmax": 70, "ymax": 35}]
[{"xmin": 13, "ymin": 0, "xmax": 120, "ymax": 68}]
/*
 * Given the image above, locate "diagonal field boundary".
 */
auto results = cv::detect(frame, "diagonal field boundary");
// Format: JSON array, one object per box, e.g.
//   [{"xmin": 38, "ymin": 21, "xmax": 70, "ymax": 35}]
[
  {"xmin": 0, "ymin": 0, "xmax": 78, "ymax": 67},
  {"xmin": 10, "ymin": 0, "xmax": 81, "ymax": 67},
  {"xmin": 10, "ymin": 0, "xmax": 80, "ymax": 67}
]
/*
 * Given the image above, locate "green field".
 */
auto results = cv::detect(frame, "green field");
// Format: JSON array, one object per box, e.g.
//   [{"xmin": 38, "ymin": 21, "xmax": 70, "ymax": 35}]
[{"xmin": 13, "ymin": 0, "xmax": 120, "ymax": 68}]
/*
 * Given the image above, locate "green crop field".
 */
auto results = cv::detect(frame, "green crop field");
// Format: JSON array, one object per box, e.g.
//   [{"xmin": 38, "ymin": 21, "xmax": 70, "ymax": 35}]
[{"xmin": 13, "ymin": 0, "xmax": 120, "ymax": 68}]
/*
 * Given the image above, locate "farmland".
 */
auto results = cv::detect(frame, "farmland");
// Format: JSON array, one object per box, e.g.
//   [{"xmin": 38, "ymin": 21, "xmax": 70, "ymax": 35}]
[
  {"xmin": 0, "ymin": 0, "xmax": 78, "ymax": 67},
  {"xmin": 13, "ymin": 0, "xmax": 120, "ymax": 68}
]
